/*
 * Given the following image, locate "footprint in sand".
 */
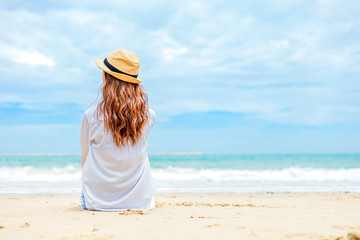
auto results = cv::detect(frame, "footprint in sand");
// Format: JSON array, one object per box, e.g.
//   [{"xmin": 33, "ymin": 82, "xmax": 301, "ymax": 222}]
[
  {"xmin": 347, "ymin": 232, "xmax": 360, "ymax": 240},
  {"xmin": 21, "ymin": 222, "xmax": 30, "ymax": 228},
  {"xmin": 119, "ymin": 209, "xmax": 149, "ymax": 215}
]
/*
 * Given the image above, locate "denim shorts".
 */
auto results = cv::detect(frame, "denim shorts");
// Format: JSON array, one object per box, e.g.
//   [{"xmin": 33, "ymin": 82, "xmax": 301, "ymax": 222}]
[{"xmin": 80, "ymin": 192, "xmax": 87, "ymax": 210}]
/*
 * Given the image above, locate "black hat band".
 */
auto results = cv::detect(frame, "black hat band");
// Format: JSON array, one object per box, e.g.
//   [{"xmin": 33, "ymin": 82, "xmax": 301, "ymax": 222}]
[{"xmin": 104, "ymin": 58, "xmax": 138, "ymax": 78}]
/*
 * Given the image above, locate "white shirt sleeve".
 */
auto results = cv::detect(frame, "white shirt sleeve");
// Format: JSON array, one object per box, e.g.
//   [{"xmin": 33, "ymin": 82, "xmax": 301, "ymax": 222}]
[
  {"xmin": 79, "ymin": 113, "xmax": 90, "ymax": 168},
  {"xmin": 143, "ymin": 108, "xmax": 156, "ymax": 138},
  {"xmin": 148, "ymin": 108, "xmax": 156, "ymax": 129}
]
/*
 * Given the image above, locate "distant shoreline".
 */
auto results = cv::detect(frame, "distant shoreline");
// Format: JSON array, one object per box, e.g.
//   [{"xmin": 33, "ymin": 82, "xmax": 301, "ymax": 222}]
[
  {"xmin": 0, "ymin": 153, "xmax": 81, "ymax": 156},
  {"xmin": 0, "ymin": 153, "xmax": 359, "ymax": 156},
  {"xmin": 0, "ymin": 152, "xmax": 204, "ymax": 156}
]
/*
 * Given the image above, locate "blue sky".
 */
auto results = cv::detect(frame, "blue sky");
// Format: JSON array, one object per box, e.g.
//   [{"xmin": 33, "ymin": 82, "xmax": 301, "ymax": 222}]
[{"xmin": 0, "ymin": 0, "xmax": 359, "ymax": 154}]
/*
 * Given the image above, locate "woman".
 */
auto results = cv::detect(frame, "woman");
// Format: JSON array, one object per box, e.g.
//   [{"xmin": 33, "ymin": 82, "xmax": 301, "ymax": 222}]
[{"xmin": 79, "ymin": 49, "xmax": 156, "ymax": 211}]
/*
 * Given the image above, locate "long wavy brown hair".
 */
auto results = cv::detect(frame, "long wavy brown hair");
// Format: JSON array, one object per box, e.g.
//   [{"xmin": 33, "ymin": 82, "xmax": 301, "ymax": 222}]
[{"xmin": 98, "ymin": 72, "xmax": 149, "ymax": 146}]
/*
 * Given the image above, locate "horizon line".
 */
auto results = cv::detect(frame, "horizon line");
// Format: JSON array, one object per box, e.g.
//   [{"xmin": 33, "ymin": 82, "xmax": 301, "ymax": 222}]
[{"xmin": 0, "ymin": 152, "xmax": 359, "ymax": 156}]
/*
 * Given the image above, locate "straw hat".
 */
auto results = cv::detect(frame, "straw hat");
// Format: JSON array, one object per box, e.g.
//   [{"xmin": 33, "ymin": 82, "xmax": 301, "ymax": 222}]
[{"xmin": 95, "ymin": 49, "xmax": 141, "ymax": 84}]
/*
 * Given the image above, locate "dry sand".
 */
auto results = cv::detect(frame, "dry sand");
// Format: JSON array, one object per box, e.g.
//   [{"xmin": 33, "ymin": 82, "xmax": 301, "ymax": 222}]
[{"xmin": 0, "ymin": 193, "xmax": 360, "ymax": 240}]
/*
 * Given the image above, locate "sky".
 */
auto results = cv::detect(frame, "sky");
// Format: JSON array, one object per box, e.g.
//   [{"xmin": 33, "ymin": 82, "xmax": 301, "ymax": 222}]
[{"xmin": 0, "ymin": 0, "xmax": 359, "ymax": 154}]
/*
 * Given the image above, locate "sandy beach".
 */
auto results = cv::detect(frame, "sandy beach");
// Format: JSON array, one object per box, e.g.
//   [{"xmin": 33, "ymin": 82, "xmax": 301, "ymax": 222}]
[{"xmin": 0, "ymin": 193, "xmax": 359, "ymax": 240}]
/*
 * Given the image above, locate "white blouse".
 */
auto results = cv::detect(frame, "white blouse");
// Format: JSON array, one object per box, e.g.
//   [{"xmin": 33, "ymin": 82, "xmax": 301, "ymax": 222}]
[{"xmin": 79, "ymin": 106, "xmax": 156, "ymax": 211}]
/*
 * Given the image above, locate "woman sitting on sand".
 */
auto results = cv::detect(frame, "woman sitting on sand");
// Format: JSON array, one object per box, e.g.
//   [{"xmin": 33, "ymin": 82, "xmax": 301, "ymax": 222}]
[{"xmin": 79, "ymin": 49, "xmax": 156, "ymax": 211}]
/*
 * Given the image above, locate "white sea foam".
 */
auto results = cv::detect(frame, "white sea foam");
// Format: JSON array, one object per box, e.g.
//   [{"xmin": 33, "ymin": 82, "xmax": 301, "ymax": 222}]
[
  {"xmin": 1, "ymin": 166, "xmax": 360, "ymax": 182},
  {"xmin": 151, "ymin": 167, "xmax": 360, "ymax": 182},
  {"xmin": 0, "ymin": 165, "xmax": 81, "ymax": 182},
  {"xmin": 1, "ymin": 166, "xmax": 360, "ymax": 193}
]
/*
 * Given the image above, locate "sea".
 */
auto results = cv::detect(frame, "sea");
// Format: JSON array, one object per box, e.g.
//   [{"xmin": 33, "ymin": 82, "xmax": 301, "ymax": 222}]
[{"xmin": 0, "ymin": 153, "xmax": 359, "ymax": 194}]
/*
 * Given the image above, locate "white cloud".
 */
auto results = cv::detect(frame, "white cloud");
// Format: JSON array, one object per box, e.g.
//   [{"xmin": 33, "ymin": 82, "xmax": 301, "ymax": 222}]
[
  {"xmin": 53, "ymin": 9, "xmax": 99, "ymax": 25},
  {"xmin": 13, "ymin": 51, "xmax": 55, "ymax": 66},
  {"xmin": 0, "ymin": 42, "xmax": 54, "ymax": 67},
  {"xmin": 163, "ymin": 47, "xmax": 188, "ymax": 61},
  {"xmin": 270, "ymin": 40, "xmax": 290, "ymax": 49}
]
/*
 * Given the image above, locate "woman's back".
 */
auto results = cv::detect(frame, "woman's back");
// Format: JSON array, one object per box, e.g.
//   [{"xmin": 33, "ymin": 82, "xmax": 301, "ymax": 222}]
[{"xmin": 80, "ymin": 106, "xmax": 156, "ymax": 211}]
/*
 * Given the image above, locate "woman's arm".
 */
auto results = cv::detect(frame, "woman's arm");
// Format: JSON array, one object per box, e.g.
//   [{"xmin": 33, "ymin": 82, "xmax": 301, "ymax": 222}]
[{"xmin": 79, "ymin": 114, "xmax": 90, "ymax": 168}]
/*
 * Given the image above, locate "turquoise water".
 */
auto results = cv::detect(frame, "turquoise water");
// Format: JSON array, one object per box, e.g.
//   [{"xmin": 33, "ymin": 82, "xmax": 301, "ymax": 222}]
[
  {"xmin": 0, "ymin": 155, "xmax": 80, "ymax": 168},
  {"xmin": 1, "ymin": 154, "xmax": 359, "ymax": 169},
  {"xmin": 0, "ymin": 154, "xmax": 359, "ymax": 193},
  {"xmin": 149, "ymin": 154, "xmax": 360, "ymax": 170}
]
